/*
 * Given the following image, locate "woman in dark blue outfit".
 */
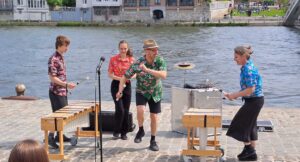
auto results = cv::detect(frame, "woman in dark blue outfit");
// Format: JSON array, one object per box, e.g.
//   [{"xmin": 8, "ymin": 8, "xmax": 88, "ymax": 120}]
[{"xmin": 225, "ymin": 45, "xmax": 264, "ymax": 161}]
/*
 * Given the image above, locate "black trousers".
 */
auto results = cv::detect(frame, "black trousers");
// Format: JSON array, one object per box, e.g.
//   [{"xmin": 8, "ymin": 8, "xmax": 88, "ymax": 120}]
[
  {"xmin": 226, "ymin": 96, "xmax": 264, "ymax": 142},
  {"xmin": 49, "ymin": 90, "xmax": 68, "ymax": 112},
  {"xmin": 49, "ymin": 90, "xmax": 68, "ymax": 136},
  {"xmin": 110, "ymin": 80, "xmax": 131, "ymax": 135}
]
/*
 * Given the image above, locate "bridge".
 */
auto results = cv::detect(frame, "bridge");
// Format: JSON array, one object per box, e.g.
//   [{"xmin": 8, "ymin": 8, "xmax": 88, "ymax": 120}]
[{"xmin": 283, "ymin": 0, "xmax": 300, "ymax": 26}]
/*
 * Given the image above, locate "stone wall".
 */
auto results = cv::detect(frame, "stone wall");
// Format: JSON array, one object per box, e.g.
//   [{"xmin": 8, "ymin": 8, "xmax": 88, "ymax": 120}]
[
  {"xmin": 165, "ymin": 9, "xmax": 209, "ymax": 22},
  {"xmin": 119, "ymin": 9, "xmax": 152, "ymax": 22},
  {"xmin": 51, "ymin": 8, "xmax": 92, "ymax": 22},
  {"xmin": 14, "ymin": 10, "xmax": 50, "ymax": 21},
  {"xmin": 90, "ymin": 1, "xmax": 227, "ymax": 23},
  {"xmin": 117, "ymin": 6, "xmax": 210, "ymax": 22},
  {"xmin": 0, "ymin": 11, "xmax": 13, "ymax": 20}
]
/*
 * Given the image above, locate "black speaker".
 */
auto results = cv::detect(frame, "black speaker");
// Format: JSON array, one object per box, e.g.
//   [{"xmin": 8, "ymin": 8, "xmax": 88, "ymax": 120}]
[{"xmin": 83, "ymin": 111, "xmax": 135, "ymax": 132}]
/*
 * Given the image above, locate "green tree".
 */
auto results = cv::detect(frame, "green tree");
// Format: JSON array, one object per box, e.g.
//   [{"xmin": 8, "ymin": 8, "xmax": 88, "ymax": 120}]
[
  {"xmin": 47, "ymin": 0, "xmax": 62, "ymax": 7},
  {"xmin": 277, "ymin": 0, "xmax": 289, "ymax": 9},
  {"xmin": 241, "ymin": 0, "xmax": 249, "ymax": 3},
  {"xmin": 47, "ymin": 0, "xmax": 75, "ymax": 7},
  {"xmin": 62, "ymin": 0, "xmax": 76, "ymax": 7}
]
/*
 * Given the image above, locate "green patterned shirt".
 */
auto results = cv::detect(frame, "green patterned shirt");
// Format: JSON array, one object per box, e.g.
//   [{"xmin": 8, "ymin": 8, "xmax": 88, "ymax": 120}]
[{"xmin": 124, "ymin": 55, "xmax": 167, "ymax": 102}]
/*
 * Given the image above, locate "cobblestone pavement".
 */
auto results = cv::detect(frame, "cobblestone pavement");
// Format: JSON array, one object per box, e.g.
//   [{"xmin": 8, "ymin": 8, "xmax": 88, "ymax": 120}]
[{"xmin": 0, "ymin": 99, "xmax": 299, "ymax": 162}]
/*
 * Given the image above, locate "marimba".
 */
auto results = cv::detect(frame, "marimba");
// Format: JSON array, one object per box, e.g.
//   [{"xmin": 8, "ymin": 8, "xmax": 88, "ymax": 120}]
[
  {"xmin": 41, "ymin": 102, "xmax": 100, "ymax": 160},
  {"xmin": 181, "ymin": 108, "xmax": 224, "ymax": 162}
]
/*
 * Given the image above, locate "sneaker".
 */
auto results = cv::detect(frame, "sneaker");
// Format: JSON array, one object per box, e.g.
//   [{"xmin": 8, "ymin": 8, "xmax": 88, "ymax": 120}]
[
  {"xmin": 121, "ymin": 134, "xmax": 128, "ymax": 140},
  {"xmin": 134, "ymin": 130, "xmax": 145, "ymax": 143},
  {"xmin": 113, "ymin": 132, "xmax": 120, "ymax": 139},
  {"xmin": 239, "ymin": 153, "xmax": 258, "ymax": 161},
  {"xmin": 238, "ymin": 145, "xmax": 256, "ymax": 159},
  {"xmin": 48, "ymin": 136, "xmax": 59, "ymax": 149},
  {"xmin": 149, "ymin": 141, "xmax": 159, "ymax": 151},
  {"xmin": 55, "ymin": 134, "xmax": 71, "ymax": 142}
]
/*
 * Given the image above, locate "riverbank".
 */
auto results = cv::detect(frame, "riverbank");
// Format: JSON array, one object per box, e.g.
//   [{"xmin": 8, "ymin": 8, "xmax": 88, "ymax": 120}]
[
  {"xmin": 0, "ymin": 16, "xmax": 284, "ymax": 27},
  {"xmin": 0, "ymin": 99, "xmax": 299, "ymax": 162}
]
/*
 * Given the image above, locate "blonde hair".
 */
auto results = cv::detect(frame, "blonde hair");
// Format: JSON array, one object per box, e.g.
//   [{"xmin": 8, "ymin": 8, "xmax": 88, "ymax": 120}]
[
  {"xmin": 243, "ymin": 45, "xmax": 253, "ymax": 55},
  {"xmin": 234, "ymin": 45, "xmax": 253, "ymax": 60}
]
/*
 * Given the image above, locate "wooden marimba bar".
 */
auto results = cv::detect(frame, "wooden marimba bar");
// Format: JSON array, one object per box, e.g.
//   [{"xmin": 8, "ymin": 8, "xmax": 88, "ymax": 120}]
[{"xmin": 41, "ymin": 103, "xmax": 100, "ymax": 160}]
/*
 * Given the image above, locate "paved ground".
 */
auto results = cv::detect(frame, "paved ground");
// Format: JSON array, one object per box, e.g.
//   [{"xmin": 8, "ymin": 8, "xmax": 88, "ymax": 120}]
[{"xmin": 0, "ymin": 99, "xmax": 299, "ymax": 162}]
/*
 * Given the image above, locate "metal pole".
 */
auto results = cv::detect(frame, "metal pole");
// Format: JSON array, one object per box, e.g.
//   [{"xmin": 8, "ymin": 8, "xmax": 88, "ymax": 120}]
[{"xmin": 97, "ymin": 67, "xmax": 103, "ymax": 162}]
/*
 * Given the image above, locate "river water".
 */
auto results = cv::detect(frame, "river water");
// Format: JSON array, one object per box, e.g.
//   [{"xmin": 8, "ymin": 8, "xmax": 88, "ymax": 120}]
[{"xmin": 0, "ymin": 26, "xmax": 299, "ymax": 108}]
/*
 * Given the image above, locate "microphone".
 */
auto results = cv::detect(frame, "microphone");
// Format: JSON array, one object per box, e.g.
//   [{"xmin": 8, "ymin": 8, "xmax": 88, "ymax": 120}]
[
  {"xmin": 97, "ymin": 56, "xmax": 105, "ymax": 70},
  {"xmin": 99, "ymin": 56, "xmax": 105, "ymax": 67}
]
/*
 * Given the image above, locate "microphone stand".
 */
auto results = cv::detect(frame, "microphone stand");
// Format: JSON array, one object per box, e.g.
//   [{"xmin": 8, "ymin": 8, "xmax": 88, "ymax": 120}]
[{"xmin": 96, "ymin": 65, "xmax": 103, "ymax": 162}]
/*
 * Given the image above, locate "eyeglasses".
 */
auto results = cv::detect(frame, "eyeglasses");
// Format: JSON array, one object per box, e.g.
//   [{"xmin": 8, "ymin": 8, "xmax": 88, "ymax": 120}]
[{"xmin": 146, "ymin": 48, "xmax": 158, "ymax": 52}]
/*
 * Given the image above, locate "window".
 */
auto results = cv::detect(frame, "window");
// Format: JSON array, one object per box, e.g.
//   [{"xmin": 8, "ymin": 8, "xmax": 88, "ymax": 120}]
[
  {"xmin": 166, "ymin": 0, "xmax": 176, "ymax": 6},
  {"xmin": 140, "ymin": 0, "xmax": 149, "ymax": 7},
  {"xmin": 180, "ymin": 0, "xmax": 193, "ymax": 6},
  {"xmin": 110, "ymin": 6, "xmax": 120, "ymax": 15},
  {"xmin": 94, "ymin": 7, "xmax": 106, "ymax": 15},
  {"xmin": 124, "ymin": 0, "xmax": 137, "ymax": 7},
  {"xmin": 155, "ymin": 0, "xmax": 160, "ymax": 5},
  {"xmin": 17, "ymin": 0, "xmax": 23, "ymax": 5},
  {"xmin": 82, "ymin": 0, "xmax": 87, "ymax": 4},
  {"xmin": 94, "ymin": 6, "xmax": 120, "ymax": 16}
]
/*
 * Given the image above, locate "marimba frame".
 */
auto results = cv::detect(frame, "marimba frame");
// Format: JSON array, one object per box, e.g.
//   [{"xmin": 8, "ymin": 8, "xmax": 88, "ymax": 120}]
[
  {"xmin": 41, "ymin": 103, "xmax": 101, "ymax": 160},
  {"xmin": 181, "ymin": 108, "xmax": 225, "ymax": 162}
]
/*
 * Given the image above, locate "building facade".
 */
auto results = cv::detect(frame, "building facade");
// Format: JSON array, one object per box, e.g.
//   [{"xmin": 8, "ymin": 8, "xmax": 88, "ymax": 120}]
[
  {"xmin": 1, "ymin": 0, "xmax": 231, "ymax": 22},
  {"xmin": 13, "ymin": 0, "xmax": 50, "ymax": 21},
  {"xmin": 76, "ymin": 0, "xmax": 232, "ymax": 22}
]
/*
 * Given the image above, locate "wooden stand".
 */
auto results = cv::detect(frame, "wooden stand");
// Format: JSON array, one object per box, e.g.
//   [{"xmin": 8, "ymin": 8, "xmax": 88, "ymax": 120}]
[
  {"xmin": 41, "ymin": 103, "xmax": 101, "ymax": 160},
  {"xmin": 76, "ymin": 103, "xmax": 100, "ymax": 137},
  {"xmin": 181, "ymin": 108, "xmax": 223, "ymax": 162}
]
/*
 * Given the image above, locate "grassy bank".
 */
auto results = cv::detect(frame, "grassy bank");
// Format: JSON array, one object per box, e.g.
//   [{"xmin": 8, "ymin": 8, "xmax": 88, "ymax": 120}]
[{"xmin": 233, "ymin": 8, "xmax": 286, "ymax": 17}]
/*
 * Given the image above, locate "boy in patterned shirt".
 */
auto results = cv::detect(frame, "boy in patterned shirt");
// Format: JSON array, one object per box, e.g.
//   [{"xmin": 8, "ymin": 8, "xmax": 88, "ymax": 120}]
[{"xmin": 48, "ymin": 35, "xmax": 76, "ymax": 149}]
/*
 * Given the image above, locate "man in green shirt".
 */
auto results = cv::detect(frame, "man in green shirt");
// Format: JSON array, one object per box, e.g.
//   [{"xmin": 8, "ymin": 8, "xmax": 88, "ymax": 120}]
[{"xmin": 116, "ymin": 39, "xmax": 167, "ymax": 151}]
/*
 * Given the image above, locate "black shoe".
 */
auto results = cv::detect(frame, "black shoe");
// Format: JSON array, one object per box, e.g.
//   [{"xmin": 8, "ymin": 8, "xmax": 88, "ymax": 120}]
[
  {"xmin": 113, "ymin": 132, "xmax": 120, "ymax": 139},
  {"xmin": 121, "ymin": 134, "xmax": 128, "ymax": 140},
  {"xmin": 48, "ymin": 136, "xmax": 59, "ymax": 149},
  {"xmin": 134, "ymin": 130, "xmax": 145, "ymax": 143},
  {"xmin": 239, "ymin": 153, "xmax": 258, "ymax": 161},
  {"xmin": 149, "ymin": 141, "xmax": 159, "ymax": 151},
  {"xmin": 238, "ymin": 145, "xmax": 256, "ymax": 159},
  {"xmin": 55, "ymin": 134, "xmax": 71, "ymax": 142},
  {"xmin": 237, "ymin": 146, "xmax": 247, "ymax": 158}
]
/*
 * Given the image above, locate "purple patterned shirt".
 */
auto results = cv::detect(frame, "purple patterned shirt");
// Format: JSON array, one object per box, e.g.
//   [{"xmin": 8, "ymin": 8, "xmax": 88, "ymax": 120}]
[{"xmin": 48, "ymin": 51, "xmax": 67, "ymax": 96}]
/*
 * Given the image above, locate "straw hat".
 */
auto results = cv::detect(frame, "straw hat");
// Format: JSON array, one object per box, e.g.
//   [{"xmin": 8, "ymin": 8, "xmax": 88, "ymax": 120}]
[{"xmin": 143, "ymin": 39, "xmax": 159, "ymax": 49}]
